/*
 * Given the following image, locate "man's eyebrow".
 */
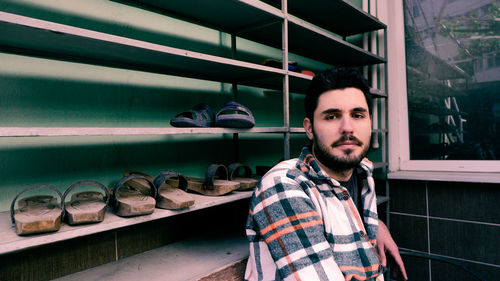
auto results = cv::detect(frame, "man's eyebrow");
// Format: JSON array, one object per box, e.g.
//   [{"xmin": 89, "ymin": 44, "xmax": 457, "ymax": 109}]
[
  {"xmin": 320, "ymin": 107, "xmax": 368, "ymax": 114},
  {"xmin": 352, "ymin": 107, "xmax": 368, "ymax": 112},
  {"xmin": 320, "ymin": 108, "xmax": 342, "ymax": 115}
]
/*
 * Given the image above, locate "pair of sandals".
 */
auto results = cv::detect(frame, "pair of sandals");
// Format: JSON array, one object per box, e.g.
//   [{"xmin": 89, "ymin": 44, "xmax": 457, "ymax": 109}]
[
  {"xmin": 10, "ymin": 180, "xmax": 110, "ymax": 236},
  {"xmin": 113, "ymin": 170, "xmax": 195, "ymax": 217},
  {"xmin": 170, "ymin": 101, "xmax": 255, "ymax": 128},
  {"xmin": 166, "ymin": 163, "xmax": 259, "ymax": 196}
]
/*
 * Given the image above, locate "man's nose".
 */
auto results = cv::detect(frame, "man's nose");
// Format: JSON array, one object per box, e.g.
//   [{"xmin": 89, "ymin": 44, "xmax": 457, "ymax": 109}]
[{"xmin": 340, "ymin": 117, "xmax": 354, "ymax": 134}]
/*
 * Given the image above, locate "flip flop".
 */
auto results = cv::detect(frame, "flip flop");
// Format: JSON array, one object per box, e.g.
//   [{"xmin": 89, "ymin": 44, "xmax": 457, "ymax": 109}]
[
  {"xmin": 125, "ymin": 170, "xmax": 195, "ymax": 210},
  {"xmin": 62, "ymin": 180, "xmax": 109, "ymax": 225},
  {"xmin": 167, "ymin": 164, "xmax": 240, "ymax": 196},
  {"xmin": 170, "ymin": 103, "xmax": 215, "ymax": 128},
  {"xmin": 111, "ymin": 174, "xmax": 156, "ymax": 217},
  {"xmin": 10, "ymin": 184, "xmax": 63, "ymax": 235},
  {"xmin": 215, "ymin": 101, "xmax": 255, "ymax": 128},
  {"xmin": 228, "ymin": 163, "xmax": 259, "ymax": 191}
]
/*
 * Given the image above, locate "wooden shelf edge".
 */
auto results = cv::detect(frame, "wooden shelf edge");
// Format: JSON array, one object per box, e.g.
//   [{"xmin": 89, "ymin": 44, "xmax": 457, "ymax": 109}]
[
  {"xmin": 0, "ymin": 127, "xmax": 289, "ymax": 137},
  {"xmin": 0, "ymin": 191, "xmax": 253, "ymax": 255}
]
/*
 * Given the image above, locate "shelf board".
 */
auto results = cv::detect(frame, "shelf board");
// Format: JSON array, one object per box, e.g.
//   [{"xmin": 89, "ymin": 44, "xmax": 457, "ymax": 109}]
[
  {"xmin": 129, "ymin": 0, "xmax": 283, "ymax": 35},
  {"xmin": 286, "ymin": 0, "xmax": 386, "ymax": 37},
  {"xmin": 0, "ymin": 190, "xmax": 252, "ymax": 255},
  {"xmin": 117, "ymin": 1, "xmax": 385, "ymax": 68},
  {"xmin": 0, "ymin": 11, "xmax": 286, "ymax": 91},
  {"xmin": 370, "ymin": 88, "xmax": 387, "ymax": 98},
  {"xmin": 0, "ymin": 127, "xmax": 289, "ymax": 137},
  {"xmin": 54, "ymin": 230, "xmax": 249, "ymax": 281},
  {"xmin": 287, "ymin": 15, "xmax": 385, "ymax": 67},
  {"xmin": 377, "ymin": 195, "xmax": 389, "ymax": 205}
]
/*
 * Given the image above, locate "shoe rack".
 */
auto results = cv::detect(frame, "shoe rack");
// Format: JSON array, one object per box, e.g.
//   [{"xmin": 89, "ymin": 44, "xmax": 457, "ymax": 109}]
[{"xmin": 0, "ymin": 0, "xmax": 388, "ymax": 276}]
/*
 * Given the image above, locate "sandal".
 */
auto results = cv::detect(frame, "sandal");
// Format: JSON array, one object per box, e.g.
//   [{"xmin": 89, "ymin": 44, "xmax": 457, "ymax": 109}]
[
  {"xmin": 170, "ymin": 103, "xmax": 215, "ymax": 128},
  {"xmin": 111, "ymin": 174, "xmax": 156, "ymax": 217},
  {"xmin": 125, "ymin": 170, "xmax": 195, "ymax": 210},
  {"xmin": 215, "ymin": 101, "xmax": 255, "ymax": 128},
  {"xmin": 228, "ymin": 163, "xmax": 259, "ymax": 190},
  {"xmin": 167, "ymin": 164, "xmax": 240, "ymax": 196},
  {"xmin": 10, "ymin": 184, "xmax": 63, "ymax": 235},
  {"xmin": 62, "ymin": 180, "xmax": 109, "ymax": 225}
]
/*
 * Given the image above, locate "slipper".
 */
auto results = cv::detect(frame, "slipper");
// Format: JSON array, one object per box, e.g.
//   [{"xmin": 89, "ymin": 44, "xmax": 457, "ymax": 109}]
[
  {"xmin": 62, "ymin": 180, "xmax": 109, "ymax": 225},
  {"xmin": 170, "ymin": 103, "xmax": 215, "ymax": 128},
  {"xmin": 215, "ymin": 101, "xmax": 255, "ymax": 128},
  {"xmin": 262, "ymin": 59, "xmax": 300, "ymax": 72},
  {"xmin": 125, "ymin": 170, "xmax": 195, "ymax": 210},
  {"xmin": 111, "ymin": 174, "xmax": 156, "ymax": 217},
  {"xmin": 10, "ymin": 184, "xmax": 63, "ymax": 235},
  {"xmin": 167, "ymin": 164, "xmax": 240, "ymax": 196},
  {"xmin": 227, "ymin": 163, "xmax": 259, "ymax": 190}
]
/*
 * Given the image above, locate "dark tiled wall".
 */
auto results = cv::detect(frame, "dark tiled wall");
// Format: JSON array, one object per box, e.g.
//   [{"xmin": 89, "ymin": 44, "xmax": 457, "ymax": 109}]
[{"xmin": 388, "ymin": 180, "xmax": 500, "ymax": 281}]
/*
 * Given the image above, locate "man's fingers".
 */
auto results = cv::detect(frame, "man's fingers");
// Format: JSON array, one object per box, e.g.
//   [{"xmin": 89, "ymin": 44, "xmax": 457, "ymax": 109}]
[
  {"xmin": 388, "ymin": 248, "xmax": 408, "ymax": 281},
  {"xmin": 394, "ymin": 256, "xmax": 408, "ymax": 280},
  {"xmin": 378, "ymin": 246, "xmax": 387, "ymax": 267}
]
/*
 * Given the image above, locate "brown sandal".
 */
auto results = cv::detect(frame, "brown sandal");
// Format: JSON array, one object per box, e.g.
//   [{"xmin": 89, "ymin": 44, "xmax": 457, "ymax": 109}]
[
  {"xmin": 10, "ymin": 184, "xmax": 63, "ymax": 235},
  {"xmin": 62, "ymin": 180, "xmax": 109, "ymax": 225},
  {"xmin": 111, "ymin": 174, "xmax": 156, "ymax": 217},
  {"xmin": 125, "ymin": 170, "xmax": 195, "ymax": 210},
  {"xmin": 167, "ymin": 164, "xmax": 240, "ymax": 196}
]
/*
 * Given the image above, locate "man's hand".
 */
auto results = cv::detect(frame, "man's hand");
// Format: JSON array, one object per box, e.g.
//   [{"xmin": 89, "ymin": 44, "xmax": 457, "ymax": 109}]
[{"xmin": 377, "ymin": 220, "xmax": 408, "ymax": 280}]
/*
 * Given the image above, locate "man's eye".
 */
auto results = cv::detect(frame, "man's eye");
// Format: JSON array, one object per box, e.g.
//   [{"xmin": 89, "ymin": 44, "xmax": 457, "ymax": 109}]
[
  {"xmin": 325, "ymin": 115, "xmax": 337, "ymax": 120},
  {"xmin": 353, "ymin": 113, "xmax": 365, "ymax": 119}
]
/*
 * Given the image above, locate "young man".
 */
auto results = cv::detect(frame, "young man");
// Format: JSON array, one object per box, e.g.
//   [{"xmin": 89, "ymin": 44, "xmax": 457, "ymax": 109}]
[{"xmin": 245, "ymin": 67, "xmax": 407, "ymax": 281}]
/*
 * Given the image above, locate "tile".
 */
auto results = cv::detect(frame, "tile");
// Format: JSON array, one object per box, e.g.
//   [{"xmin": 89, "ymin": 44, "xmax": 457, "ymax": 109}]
[
  {"xmin": 388, "ymin": 180, "xmax": 427, "ymax": 216},
  {"xmin": 428, "ymin": 181, "xmax": 500, "ymax": 224},
  {"xmin": 0, "ymin": 231, "xmax": 115, "ymax": 281},
  {"xmin": 431, "ymin": 258, "xmax": 500, "ymax": 281},
  {"xmin": 389, "ymin": 213, "xmax": 428, "ymax": 252},
  {"xmin": 396, "ymin": 254, "xmax": 430, "ymax": 281},
  {"xmin": 429, "ymin": 218, "xmax": 500, "ymax": 265}
]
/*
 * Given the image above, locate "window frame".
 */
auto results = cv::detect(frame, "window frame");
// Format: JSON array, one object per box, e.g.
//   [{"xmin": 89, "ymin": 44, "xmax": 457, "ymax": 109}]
[{"xmin": 384, "ymin": 0, "xmax": 500, "ymax": 173}]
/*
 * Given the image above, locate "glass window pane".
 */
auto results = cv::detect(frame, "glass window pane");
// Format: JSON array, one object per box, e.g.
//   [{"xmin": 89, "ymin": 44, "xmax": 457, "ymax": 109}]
[{"xmin": 404, "ymin": 0, "xmax": 500, "ymax": 160}]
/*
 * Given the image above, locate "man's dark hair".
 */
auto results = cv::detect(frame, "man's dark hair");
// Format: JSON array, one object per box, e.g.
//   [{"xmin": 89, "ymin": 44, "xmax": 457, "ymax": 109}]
[{"xmin": 305, "ymin": 67, "xmax": 372, "ymax": 122}]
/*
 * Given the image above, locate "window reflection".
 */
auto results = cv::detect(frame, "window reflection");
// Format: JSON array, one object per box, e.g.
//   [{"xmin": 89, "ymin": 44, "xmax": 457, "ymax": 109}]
[{"xmin": 404, "ymin": 0, "xmax": 499, "ymax": 160}]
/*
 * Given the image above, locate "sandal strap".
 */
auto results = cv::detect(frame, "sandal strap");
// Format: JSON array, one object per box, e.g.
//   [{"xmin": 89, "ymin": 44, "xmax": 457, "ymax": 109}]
[
  {"xmin": 216, "ymin": 101, "xmax": 253, "ymax": 118},
  {"xmin": 173, "ymin": 104, "xmax": 215, "ymax": 121},
  {"xmin": 153, "ymin": 171, "xmax": 188, "ymax": 194},
  {"xmin": 62, "ymin": 180, "xmax": 110, "ymax": 216},
  {"xmin": 228, "ymin": 163, "xmax": 252, "ymax": 180},
  {"xmin": 111, "ymin": 174, "xmax": 156, "ymax": 209},
  {"xmin": 10, "ymin": 184, "xmax": 63, "ymax": 224},
  {"xmin": 203, "ymin": 164, "xmax": 228, "ymax": 191},
  {"xmin": 192, "ymin": 103, "xmax": 215, "ymax": 120}
]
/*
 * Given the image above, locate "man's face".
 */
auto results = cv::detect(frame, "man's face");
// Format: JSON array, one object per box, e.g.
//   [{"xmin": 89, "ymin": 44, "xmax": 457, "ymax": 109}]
[{"xmin": 304, "ymin": 87, "xmax": 372, "ymax": 171}]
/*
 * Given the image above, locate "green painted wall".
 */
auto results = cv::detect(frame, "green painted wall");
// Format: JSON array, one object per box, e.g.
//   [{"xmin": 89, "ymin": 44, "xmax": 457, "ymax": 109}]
[{"xmin": 0, "ymin": 0, "xmax": 383, "ymax": 211}]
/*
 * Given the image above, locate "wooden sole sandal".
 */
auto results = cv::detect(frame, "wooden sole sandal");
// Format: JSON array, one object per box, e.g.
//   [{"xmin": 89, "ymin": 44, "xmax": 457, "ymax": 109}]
[
  {"xmin": 62, "ymin": 180, "xmax": 109, "ymax": 225},
  {"xmin": 125, "ymin": 170, "xmax": 195, "ymax": 210},
  {"xmin": 10, "ymin": 185, "xmax": 63, "ymax": 235},
  {"xmin": 228, "ymin": 163, "xmax": 259, "ymax": 191},
  {"xmin": 152, "ymin": 171, "xmax": 195, "ymax": 209},
  {"xmin": 167, "ymin": 164, "xmax": 240, "ymax": 196},
  {"xmin": 111, "ymin": 174, "xmax": 156, "ymax": 217}
]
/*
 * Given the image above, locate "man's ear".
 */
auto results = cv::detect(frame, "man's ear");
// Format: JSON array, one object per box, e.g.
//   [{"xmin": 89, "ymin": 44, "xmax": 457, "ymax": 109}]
[{"xmin": 303, "ymin": 117, "xmax": 314, "ymax": 141}]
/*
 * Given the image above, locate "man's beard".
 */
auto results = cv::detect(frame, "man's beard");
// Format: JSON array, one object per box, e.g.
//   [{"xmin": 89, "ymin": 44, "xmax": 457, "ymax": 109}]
[{"xmin": 312, "ymin": 131, "xmax": 370, "ymax": 172}]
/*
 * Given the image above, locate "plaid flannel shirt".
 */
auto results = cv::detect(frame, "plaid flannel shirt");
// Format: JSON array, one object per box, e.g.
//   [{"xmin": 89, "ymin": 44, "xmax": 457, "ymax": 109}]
[{"xmin": 245, "ymin": 146, "xmax": 384, "ymax": 281}]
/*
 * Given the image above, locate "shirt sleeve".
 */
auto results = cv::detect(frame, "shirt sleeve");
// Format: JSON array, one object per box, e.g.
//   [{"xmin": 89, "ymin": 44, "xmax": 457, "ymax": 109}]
[{"xmin": 249, "ymin": 174, "xmax": 345, "ymax": 281}]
